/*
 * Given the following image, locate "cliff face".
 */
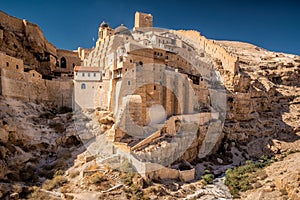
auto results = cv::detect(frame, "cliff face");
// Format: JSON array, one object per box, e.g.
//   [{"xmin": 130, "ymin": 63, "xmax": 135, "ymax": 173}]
[
  {"xmin": 175, "ymin": 30, "xmax": 300, "ymax": 166},
  {"xmin": 0, "ymin": 11, "xmax": 58, "ymax": 75},
  {"xmin": 217, "ymin": 41, "xmax": 300, "ymax": 158}
]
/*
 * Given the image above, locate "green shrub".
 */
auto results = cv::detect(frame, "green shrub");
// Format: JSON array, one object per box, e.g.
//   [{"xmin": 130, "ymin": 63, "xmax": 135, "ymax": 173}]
[
  {"xmin": 225, "ymin": 158, "xmax": 272, "ymax": 198},
  {"xmin": 120, "ymin": 172, "xmax": 135, "ymax": 186},
  {"xmin": 201, "ymin": 173, "xmax": 214, "ymax": 185}
]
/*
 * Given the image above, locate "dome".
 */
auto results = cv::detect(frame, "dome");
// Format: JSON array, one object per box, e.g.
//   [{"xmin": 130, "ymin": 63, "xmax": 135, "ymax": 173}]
[
  {"xmin": 114, "ymin": 24, "xmax": 132, "ymax": 36},
  {"xmin": 100, "ymin": 21, "xmax": 108, "ymax": 28}
]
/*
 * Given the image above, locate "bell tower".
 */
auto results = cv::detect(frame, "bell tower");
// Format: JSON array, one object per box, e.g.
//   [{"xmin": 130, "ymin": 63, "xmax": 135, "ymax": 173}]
[{"xmin": 134, "ymin": 12, "xmax": 153, "ymax": 28}]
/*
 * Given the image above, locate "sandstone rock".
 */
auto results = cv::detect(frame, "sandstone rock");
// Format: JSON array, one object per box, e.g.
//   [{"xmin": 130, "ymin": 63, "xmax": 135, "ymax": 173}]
[
  {"xmin": 0, "ymin": 160, "xmax": 7, "ymax": 180},
  {"xmin": 0, "ymin": 127, "xmax": 9, "ymax": 143},
  {"xmin": 10, "ymin": 192, "xmax": 19, "ymax": 200}
]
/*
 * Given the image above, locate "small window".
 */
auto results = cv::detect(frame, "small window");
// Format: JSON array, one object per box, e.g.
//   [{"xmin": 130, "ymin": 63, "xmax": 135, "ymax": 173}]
[
  {"xmin": 94, "ymin": 73, "xmax": 96, "ymax": 77},
  {"xmin": 16, "ymin": 65, "xmax": 19, "ymax": 69},
  {"xmin": 125, "ymin": 69, "xmax": 127, "ymax": 72},
  {"xmin": 88, "ymin": 73, "xmax": 90, "ymax": 77},
  {"xmin": 81, "ymin": 83, "xmax": 86, "ymax": 89},
  {"xmin": 76, "ymin": 72, "xmax": 78, "ymax": 76},
  {"xmin": 100, "ymin": 86, "xmax": 102, "ymax": 89},
  {"xmin": 82, "ymin": 73, "xmax": 85, "ymax": 77},
  {"xmin": 6, "ymin": 62, "xmax": 9, "ymax": 67},
  {"xmin": 154, "ymin": 85, "xmax": 156, "ymax": 90},
  {"xmin": 130, "ymin": 59, "xmax": 133, "ymax": 63},
  {"xmin": 32, "ymin": 73, "xmax": 35, "ymax": 77},
  {"xmin": 128, "ymin": 81, "xmax": 130, "ymax": 85}
]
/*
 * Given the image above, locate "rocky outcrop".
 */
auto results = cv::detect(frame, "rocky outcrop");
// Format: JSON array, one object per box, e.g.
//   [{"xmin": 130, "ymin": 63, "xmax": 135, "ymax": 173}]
[{"xmin": 0, "ymin": 96, "xmax": 82, "ymax": 199}]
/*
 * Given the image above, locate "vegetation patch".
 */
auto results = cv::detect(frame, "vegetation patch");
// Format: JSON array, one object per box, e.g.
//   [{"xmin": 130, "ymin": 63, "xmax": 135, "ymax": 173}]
[
  {"xmin": 42, "ymin": 175, "xmax": 68, "ymax": 191},
  {"xmin": 225, "ymin": 158, "xmax": 272, "ymax": 198}
]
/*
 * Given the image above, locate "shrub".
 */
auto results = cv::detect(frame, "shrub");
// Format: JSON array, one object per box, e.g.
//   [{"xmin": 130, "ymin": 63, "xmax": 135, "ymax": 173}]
[
  {"xmin": 120, "ymin": 172, "xmax": 135, "ymax": 186},
  {"xmin": 69, "ymin": 170, "xmax": 80, "ymax": 178},
  {"xmin": 225, "ymin": 158, "xmax": 272, "ymax": 198},
  {"xmin": 42, "ymin": 175, "xmax": 67, "ymax": 191},
  {"xmin": 28, "ymin": 188, "xmax": 51, "ymax": 200},
  {"xmin": 201, "ymin": 173, "xmax": 214, "ymax": 185},
  {"xmin": 90, "ymin": 172, "xmax": 107, "ymax": 184}
]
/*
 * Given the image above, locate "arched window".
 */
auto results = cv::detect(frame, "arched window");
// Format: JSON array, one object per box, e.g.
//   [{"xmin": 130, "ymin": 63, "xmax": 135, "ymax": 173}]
[
  {"xmin": 81, "ymin": 83, "xmax": 86, "ymax": 89},
  {"xmin": 61, "ymin": 57, "xmax": 67, "ymax": 68}
]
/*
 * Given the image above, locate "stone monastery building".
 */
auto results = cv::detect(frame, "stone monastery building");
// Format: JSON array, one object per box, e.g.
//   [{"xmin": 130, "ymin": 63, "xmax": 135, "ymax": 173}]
[{"xmin": 74, "ymin": 12, "xmax": 214, "ymax": 126}]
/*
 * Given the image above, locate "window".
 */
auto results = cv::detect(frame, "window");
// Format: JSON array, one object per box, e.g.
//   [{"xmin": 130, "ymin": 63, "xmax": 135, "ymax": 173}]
[
  {"xmin": 94, "ymin": 73, "xmax": 96, "ymax": 77},
  {"xmin": 128, "ymin": 81, "xmax": 130, "ymax": 85},
  {"xmin": 32, "ymin": 73, "xmax": 35, "ymax": 77},
  {"xmin": 6, "ymin": 62, "xmax": 9, "ymax": 67},
  {"xmin": 76, "ymin": 72, "xmax": 78, "ymax": 76},
  {"xmin": 100, "ymin": 86, "xmax": 102, "ymax": 89},
  {"xmin": 60, "ymin": 57, "xmax": 67, "ymax": 68},
  {"xmin": 88, "ymin": 73, "xmax": 90, "ymax": 77},
  {"xmin": 81, "ymin": 83, "xmax": 86, "ymax": 89},
  {"xmin": 16, "ymin": 65, "xmax": 19, "ymax": 69},
  {"xmin": 82, "ymin": 73, "xmax": 85, "ymax": 77},
  {"xmin": 130, "ymin": 59, "xmax": 133, "ymax": 63},
  {"xmin": 154, "ymin": 85, "xmax": 156, "ymax": 90}
]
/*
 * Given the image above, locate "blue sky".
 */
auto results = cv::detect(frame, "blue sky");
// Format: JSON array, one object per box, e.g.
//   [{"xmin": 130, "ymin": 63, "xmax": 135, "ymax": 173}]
[{"xmin": 1, "ymin": 0, "xmax": 300, "ymax": 55}]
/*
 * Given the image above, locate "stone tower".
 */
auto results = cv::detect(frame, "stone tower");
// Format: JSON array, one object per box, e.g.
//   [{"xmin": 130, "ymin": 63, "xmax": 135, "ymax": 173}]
[
  {"xmin": 96, "ymin": 21, "xmax": 114, "ymax": 47},
  {"xmin": 134, "ymin": 12, "xmax": 153, "ymax": 28}
]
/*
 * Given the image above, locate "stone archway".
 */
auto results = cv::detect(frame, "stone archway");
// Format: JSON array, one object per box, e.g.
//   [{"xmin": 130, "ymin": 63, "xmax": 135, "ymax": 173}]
[{"xmin": 61, "ymin": 57, "xmax": 67, "ymax": 68}]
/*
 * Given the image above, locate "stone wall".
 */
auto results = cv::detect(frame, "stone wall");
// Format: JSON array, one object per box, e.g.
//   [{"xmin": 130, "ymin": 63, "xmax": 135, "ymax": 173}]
[
  {"xmin": 0, "ymin": 54, "xmax": 73, "ymax": 107},
  {"xmin": 175, "ymin": 30, "xmax": 239, "ymax": 76},
  {"xmin": 0, "ymin": 11, "xmax": 24, "ymax": 32},
  {"xmin": 1, "ymin": 68, "xmax": 73, "ymax": 107},
  {"xmin": 57, "ymin": 49, "xmax": 82, "ymax": 72},
  {"xmin": 0, "ymin": 53, "xmax": 24, "ymax": 72}
]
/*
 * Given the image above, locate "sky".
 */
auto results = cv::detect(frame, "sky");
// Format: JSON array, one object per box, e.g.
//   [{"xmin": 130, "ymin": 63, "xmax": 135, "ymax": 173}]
[{"xmin": 1, "ymin": 0, "xmax": 300, "ymax": 55}]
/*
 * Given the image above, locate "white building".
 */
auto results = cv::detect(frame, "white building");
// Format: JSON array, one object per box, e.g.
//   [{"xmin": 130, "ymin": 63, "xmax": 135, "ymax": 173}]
[{"xmin": 74, "ymin": 66, "xmax": 102, "ymax": 109}]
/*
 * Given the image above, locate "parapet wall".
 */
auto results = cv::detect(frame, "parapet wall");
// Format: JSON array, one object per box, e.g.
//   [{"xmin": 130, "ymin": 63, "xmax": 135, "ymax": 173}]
[
  {"xmin": 175, "ymin": 30, "xmax": 239, "ymax": 75},
  {"xmin": 0, "ymin": 68, "xmax": 73, "ymax": 107},
  {"xmin": 0, "ymin": 11, "xmax": 24, "ymax": 32}
]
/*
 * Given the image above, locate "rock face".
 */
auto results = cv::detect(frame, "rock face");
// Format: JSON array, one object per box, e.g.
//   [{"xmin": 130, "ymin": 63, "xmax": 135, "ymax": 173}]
[
  {"xmin": 215, "ymin": 41, "xmax": 300, "ymax": 161},
  {"xmin": 0, "ymin": 96, "xmax": 82, "ymax": 199},
  {"xmin": 0, "ymin": 11, "xmax": 56, "ymax": 74},
  {"xmin": 0, "ymin": 11, "xmax": 82, "ymax": 76},
  {"xmin": 241, "ymin": 152, "xmax": 300, "ymax": 200}
]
